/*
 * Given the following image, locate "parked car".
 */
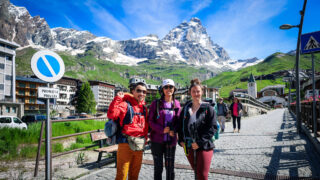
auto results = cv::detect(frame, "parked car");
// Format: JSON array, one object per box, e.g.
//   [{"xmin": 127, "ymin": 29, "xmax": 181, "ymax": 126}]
[
  {"xmin": 67, "ymin": 116, "xmax": 79, "ymax": 119},
  {"xmin": 0, "ymin": 116, "xmax": 28, "ymax": 130},
  {"xmin": 21, "ymin": 115, "xmax": 46, "ymax": 125}
]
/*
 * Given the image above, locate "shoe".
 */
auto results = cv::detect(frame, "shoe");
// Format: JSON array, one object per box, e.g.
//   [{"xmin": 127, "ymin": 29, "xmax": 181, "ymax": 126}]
[
  {"xmin": 237, "ymin": 129, "xmax": 240, "ymax": 133},
  {"xmin": 233, "ymin": 129, "xmax": 236, "ymax": 133}
]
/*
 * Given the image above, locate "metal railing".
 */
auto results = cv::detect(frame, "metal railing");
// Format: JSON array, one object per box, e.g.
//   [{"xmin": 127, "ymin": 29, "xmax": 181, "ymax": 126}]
[
  {"xmin": 34, "ymin": 117, "xmax": 108, "ymax": 177},
  {"xmin": 290, "ymin": 102, "xmax": 320, "ymax": 137},
  {"xmin": 233, "ymin": 92, "xmax": 271, "ymax": 111}
]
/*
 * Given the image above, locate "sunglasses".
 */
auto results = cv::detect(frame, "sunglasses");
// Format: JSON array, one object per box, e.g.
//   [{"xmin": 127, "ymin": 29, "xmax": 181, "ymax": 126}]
[
  {"xmin": 163, "ymin": 85, "xmax": 174, "ymax": 90},
  {"xmin": 136, "ymin": 89, "xmax": 147, "ymax": 94}
]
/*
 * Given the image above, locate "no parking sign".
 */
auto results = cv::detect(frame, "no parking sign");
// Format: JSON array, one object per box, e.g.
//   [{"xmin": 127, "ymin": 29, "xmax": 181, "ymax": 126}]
[{"xmin": 31, "ymin": 50, "xmax": 65, "ymax": 82}]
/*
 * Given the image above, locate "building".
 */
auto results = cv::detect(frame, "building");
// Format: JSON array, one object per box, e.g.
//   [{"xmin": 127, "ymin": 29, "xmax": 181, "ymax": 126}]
[
  {"xmin": 258, "ymin": 85, "xmax": 286, "ymax": 107},
  {"xmin": 175, "ymin": 88, "xmax": 189, "ymax": 105},
  {"xmin": 247, "ymin": 73, "xmax": 257, "ymax": 98},
  {"xmin": 0, "ymin": 38, "xmax": 19, "ymax": 102},
  {"xmin": 89, "ymin": 80, "xmax": 115, "ymax": 112},
  {"xmin": 0, "ymin": 38, "xmax": 24, "ymax": 117},
  {"xmin": 204, "ymin": 86, "xmax": 219, "ymax": 102},
  {"xmin": 51, "ymin": 77, "xmax": 82, "ymax": 117},
  {"xmin": 16, "ymin": 76, "xmax": 46, "ymax": 115},
  {"xmin": 146, "ymin": 83, "xmax": 160, "ymax": 104}
]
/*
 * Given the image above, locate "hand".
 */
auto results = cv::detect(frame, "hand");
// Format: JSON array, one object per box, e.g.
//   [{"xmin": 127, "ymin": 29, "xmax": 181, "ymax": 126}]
[
  {"xmin": 163, "ymin": 127, "xmax": 170, "ymax": 134},
  {"xmin": 169, "ymin": 130, "xmax": 175, "ymax": 137},
  {"xmin": 117, "ymin": 91, "xmax": 124, "ymax": 98},
  {"xmin": 180, "ymin": 142, "xmax": 185, "ymax": 147},
  {"xmin": 191, "ymin": 142, "xmax": 199, "ymax": 150}
]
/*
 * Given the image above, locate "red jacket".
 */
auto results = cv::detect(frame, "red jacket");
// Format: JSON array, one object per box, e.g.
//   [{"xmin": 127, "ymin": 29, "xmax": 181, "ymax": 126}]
[{"xmin": 107, "ymin": 93, "xmax": 148, "ymax": 140}]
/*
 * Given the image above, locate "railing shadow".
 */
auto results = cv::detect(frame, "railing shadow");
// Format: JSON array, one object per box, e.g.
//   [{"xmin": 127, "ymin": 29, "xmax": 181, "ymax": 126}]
[{"xmin": 264, "ymin": 110, "xmax": 320, "ymax": 178}]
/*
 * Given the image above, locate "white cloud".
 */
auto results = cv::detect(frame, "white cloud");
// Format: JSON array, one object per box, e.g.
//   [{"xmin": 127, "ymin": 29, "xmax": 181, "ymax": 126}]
[
  {"xmin": 205, "ymin": 0, "xmax": 291, "ymax": 60},
  {"xmin": 84, "ymin": 0, "xmax": 133, "ymax": 40}
]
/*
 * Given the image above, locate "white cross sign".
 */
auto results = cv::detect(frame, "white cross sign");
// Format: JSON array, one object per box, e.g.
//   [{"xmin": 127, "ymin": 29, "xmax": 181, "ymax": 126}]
[{"xmin": 31, "ymin": 50, "xmax": 65, "ymax": 82}]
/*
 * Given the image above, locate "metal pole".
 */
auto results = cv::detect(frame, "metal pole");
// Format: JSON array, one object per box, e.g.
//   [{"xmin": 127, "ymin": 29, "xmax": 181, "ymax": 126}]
[
  {"xmin": 312, "ymin": 53, "xmax": 317, "ymax": 137},
  {"xmin": 289, "ymin": 78, "xmax": 292, "ymax": 106},
  {"xmin": 46, "ymin": 83, "xmax": 51, "ymax": 180},
  {"xmin": 295, "ymin": 0, "xmax": 308, "ymax": 133}
]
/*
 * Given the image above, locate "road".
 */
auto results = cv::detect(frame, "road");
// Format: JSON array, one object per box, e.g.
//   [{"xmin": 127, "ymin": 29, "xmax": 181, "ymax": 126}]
[{"xmin": 79, "ymin": 109, "xmax": 320, "ymax": 179}]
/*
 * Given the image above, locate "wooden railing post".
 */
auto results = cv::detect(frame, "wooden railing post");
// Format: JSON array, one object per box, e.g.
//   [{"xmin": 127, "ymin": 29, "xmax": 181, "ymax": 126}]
[{"xmin": 34, "ymin": 121, "xmax": 45, "ymax": 177}]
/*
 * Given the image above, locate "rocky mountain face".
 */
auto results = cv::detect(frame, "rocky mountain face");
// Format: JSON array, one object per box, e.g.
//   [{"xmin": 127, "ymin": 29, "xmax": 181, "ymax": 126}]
[{"xmin": 0, "ymin": 0, "xmax": 256, "ymax": 70}]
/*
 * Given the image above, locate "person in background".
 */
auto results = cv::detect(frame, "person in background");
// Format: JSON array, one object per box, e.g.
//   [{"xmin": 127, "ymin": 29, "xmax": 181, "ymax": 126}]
[
  {"xmin": 229, "ymin": 97, "xmax": 243, "ymax": 133},
  {"xmin": 148, "ymin": 79, "xmax": 181, "ymax": 180},
  {"xmin": 178, "ymin": 78, "xmax": 217, "ymax": 180},
  {"xmin": 216, "ymin": 98, "xmax": 228, "ymax": 133},
  {"xmin": 107, "ymin": 79, "xmax": 148, "ymax": 180}
]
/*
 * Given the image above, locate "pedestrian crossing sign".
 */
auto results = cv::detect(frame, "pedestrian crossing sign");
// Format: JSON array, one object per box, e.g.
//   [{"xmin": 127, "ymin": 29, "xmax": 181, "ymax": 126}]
[{"xmin": 301, "ymin": 31, "xmax": 320, "ymax": 54}]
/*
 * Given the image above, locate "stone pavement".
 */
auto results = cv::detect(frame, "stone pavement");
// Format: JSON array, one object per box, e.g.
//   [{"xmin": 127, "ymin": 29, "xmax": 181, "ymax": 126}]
[{"xmin": 78, "ymin": 109, "xmax": 320, "ymax": 180}]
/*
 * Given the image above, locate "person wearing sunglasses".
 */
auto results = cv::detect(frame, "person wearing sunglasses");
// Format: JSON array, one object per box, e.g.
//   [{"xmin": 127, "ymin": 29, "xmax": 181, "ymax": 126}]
[
  {"xmin": 148, "ymin": 79, "xmax": 181, "ymax": 180},
  {"xmin": 107, "ymin": 79, "xmax": 149, "ymax": 180}
]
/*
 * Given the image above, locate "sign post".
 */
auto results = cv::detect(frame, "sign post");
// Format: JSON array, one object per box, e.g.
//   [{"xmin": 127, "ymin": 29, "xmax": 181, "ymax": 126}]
[
  {"xmin": 301, "ymin": 31, "xmax": 320, "ymax": 138},
  {"xmin": 31, "ymin": 50, "xmax": 65, "ymax": 180}
]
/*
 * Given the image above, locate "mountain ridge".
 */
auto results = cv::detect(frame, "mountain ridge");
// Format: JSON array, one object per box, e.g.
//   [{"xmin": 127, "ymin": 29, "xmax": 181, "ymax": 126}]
[{"xmin": 0, "ymin": 0, "xmax": 260, "ymax": 70}]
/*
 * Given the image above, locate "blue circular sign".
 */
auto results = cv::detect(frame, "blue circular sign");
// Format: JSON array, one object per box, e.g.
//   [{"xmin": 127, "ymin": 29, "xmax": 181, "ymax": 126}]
[{"xmin": 31, "ymin": 50, "xmax": 65, "ymax": 82}]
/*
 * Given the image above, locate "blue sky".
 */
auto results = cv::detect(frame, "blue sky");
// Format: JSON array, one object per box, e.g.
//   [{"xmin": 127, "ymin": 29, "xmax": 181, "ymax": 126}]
[{"xmin": 11, "ymin": 0, "xmax": 320, "ymax": 60}]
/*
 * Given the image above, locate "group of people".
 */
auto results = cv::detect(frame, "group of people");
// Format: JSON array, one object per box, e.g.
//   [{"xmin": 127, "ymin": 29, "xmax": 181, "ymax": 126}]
[{"xmin": 107, "ymin": 78, "xmax": 243, "ymax": 180}]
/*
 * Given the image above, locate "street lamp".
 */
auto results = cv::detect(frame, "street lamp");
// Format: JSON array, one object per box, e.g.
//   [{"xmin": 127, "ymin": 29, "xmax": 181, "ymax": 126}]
[{"xmin": 279, "ymin": 0, "xmax": 307, "ymax": 133}]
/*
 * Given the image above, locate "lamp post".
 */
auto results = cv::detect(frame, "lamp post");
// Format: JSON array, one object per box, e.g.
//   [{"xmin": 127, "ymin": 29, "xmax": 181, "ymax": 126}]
[{"xmin": 279, "ymin": 0, "xmax": 307, "ymax": 133}]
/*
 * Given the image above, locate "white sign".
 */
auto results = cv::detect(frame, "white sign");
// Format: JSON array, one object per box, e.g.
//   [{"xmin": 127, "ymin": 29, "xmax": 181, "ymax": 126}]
[
  {"xmin": 38, "ymin": 87, "xmax": 60, "ymax": 99},
  {"xmin": 31, "ymin": 50, "xmax": 65, "ymax": 82}
]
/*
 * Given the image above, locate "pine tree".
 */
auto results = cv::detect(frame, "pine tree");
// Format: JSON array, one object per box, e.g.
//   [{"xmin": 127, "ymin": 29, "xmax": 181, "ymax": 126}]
[{"xmin": 76, "ymin": 82, "xmax": 96, "ymax": 114}]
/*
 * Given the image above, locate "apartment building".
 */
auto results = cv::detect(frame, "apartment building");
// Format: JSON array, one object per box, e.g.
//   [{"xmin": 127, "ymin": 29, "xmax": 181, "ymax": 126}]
[
  {"xmin": 51, "ymin": 77, "xmax": 82, "ymax": 116},
  {"xmin": 16, "ymin": 76, "xmax": 46, "ymax": 114},
  {"xmin": 89, "ymin": 80, "xmax": 115, "ymax": 112},
  {"xmin": 0, "ymin": 38, "xmax": 23, "ymax": 117}
]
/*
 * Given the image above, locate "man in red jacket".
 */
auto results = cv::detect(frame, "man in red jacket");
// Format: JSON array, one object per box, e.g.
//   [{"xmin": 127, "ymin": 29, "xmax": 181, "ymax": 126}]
[{"xmin": 107, "ymin": 80, "xmax": 148, "ymax": 180}]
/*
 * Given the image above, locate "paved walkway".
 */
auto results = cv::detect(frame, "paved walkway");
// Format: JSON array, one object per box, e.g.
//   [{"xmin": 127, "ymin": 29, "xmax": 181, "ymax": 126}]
[{"xmin": 79, "ymin": 109, "xmax": 320, "ymax": 180}]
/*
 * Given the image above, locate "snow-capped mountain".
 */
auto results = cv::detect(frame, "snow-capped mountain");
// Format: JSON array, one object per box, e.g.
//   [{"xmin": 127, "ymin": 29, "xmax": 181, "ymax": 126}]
[{"xmin": 0, "ymin": 0, "xmax": 258, "ymax": 70}]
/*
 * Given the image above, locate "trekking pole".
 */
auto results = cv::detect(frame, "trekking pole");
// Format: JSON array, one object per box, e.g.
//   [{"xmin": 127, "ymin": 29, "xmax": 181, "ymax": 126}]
[{"xmin": 192, "ymin": 123, "xmax": 198, "ymax": 180}]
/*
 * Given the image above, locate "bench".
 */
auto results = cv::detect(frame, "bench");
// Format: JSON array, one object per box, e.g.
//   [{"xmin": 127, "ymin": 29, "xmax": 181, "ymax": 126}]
[
  {"xmin": 90, "ymin": 131, "xmax": 118, "ymax": 167},
  {"xmin": 90, "ymin": 131, "xmax": 151, "ymax": 167}
]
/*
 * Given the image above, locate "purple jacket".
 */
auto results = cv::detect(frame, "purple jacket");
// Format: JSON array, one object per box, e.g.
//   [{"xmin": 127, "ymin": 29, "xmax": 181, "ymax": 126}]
[{"xmin": 148, "ymin": 99, "xmax": 181, "ymax": 146}]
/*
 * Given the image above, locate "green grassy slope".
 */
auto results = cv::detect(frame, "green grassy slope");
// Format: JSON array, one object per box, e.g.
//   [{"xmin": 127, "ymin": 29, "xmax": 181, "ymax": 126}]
[
  {"xmin": 203, "ymin": 52, "xmax": 320, "ymax": 98},
  {"xmin": 15, "ymin": 48, "xmax": 215, "ymax": 87}
]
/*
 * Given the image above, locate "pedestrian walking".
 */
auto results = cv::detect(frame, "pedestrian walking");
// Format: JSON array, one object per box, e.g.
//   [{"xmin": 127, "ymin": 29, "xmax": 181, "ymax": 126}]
[
  {"xmin": 178, "ymin": 78, "xmax": 218, "ymax": 180},
  {"xmin": 216, "ymin": 98, "xmax": 228, "ymax": 133},
  {"xmin": 229, "ymin": 97, "xmax": 243, "ymax": 133},
  {"xmin": 148, "ymin": 79, "xmax": 181, "ymax": 180},
  {"xmin": 107, "ymin": 79, "xmax": 149, "ymax": 180}
]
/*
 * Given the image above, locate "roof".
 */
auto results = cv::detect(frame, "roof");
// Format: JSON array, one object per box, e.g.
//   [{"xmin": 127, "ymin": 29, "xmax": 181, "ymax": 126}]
[
  {"xmin": 0, "ymin": 38, "xmax": 20, "ymax": 48},
  {"xmin": 248, "ymin": 73, "xmax": 255, "ymax": 83},
  {"xmin": 16, "ymin": 76, "xmax": 47, "ymax": 84},
  {"xmin": 260, "ymin": 85, "xmax": 285, "ymax": 92}
]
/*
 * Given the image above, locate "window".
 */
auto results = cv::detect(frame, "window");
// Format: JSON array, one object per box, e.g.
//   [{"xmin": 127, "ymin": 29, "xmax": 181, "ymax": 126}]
[
  {"xmin": 0, "ymin": 117, "xmax": 11, "ymax": 123},
  {"xmin": 12, "ymin": 107, "xmax": 16, "ymax": 113},
  {"xmin": 0, "ymin": 63, "xmax": 4, "ymax": 69},
  {"xmin": 29, "ymin": 98, "xmax": 35, "ymax": 103},
  {"xmin": 6, "ymin": 107, "xmax": 10, "ymax": 113},
  {"xmin": 29, "ymin": 83, "xmax": 36, "ymax": 88},
  {"xmin": 18, "ymin": 90, "xmax": 25, "ymax": 95},
  {"xmin": 18, "ymin": 83, "xmax": 26, "ymax": 88},
  {"xmin": 13, "ymin": 118, "xmax": 21, "ymax": 124},
  {"xmin": 5, "ymin": 56, "xmax": 12, "ymax": 61},
  {"xmin": 5, "ymin": 75, "xmax": 12, "ymax": 81},
  {"xmin": 0, "ymin": 84, "xmax": 3, "ymax": 90},
  {"xmin": 30, "ymin": 90, "xmax": 36, "ymax": 96}
]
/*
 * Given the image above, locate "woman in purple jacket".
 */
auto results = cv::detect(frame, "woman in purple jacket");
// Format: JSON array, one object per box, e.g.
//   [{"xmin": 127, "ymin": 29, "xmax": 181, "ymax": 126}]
[{"xmin": 148, "ymin": 79, "xmax": 181, "ymax": 180}]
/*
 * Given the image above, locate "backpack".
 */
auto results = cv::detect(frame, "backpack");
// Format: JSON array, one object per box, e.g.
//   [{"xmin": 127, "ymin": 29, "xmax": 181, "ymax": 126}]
[{"xmin": 104, "ymin": 101, "xmax": 147, "ymax": 138}]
